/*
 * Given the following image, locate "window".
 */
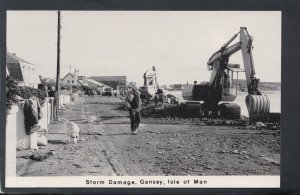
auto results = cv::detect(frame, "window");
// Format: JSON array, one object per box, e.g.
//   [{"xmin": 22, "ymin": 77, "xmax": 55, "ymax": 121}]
[
  {"xmin": 68, "ymin": 80, "xmax": 70, "ymax": 83},
  {"xmin": 72, "ymin": 80, "xmax": 74, "ymax": 83}
]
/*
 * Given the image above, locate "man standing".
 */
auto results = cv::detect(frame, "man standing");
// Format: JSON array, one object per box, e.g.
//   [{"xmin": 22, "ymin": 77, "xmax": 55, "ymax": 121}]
[
  {"xmin": 125, "ymin": 82, "xmax": 141, "ymax": 135},
  {"xmin": 48, "ymin": 86, "xmax": 58, "ymax": 119}
]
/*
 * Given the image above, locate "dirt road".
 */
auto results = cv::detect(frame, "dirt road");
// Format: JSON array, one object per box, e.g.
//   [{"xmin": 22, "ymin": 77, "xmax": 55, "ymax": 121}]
[{"xmin": 17, "ymin": 96, "xmax": 280, "ymax": 176}]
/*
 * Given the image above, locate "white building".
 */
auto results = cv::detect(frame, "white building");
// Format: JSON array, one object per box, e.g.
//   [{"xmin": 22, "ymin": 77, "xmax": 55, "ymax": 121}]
[
  {"xmin": 6, "ymin": 51, "xmax": 40, "ymax": 88},
  {"xmin": 61, "ymin": 69, "xmax": 79, "ymax": 87}
]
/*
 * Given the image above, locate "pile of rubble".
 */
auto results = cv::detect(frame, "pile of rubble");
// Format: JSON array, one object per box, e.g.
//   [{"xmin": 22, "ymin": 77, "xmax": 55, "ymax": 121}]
[
  {"xmin": 141, "ymin": 102, "xmax": 181, "ymax": 118},
  {"xmin": 204, "ymin": 115, "xmax": 280, "ymax": 131},
  {"xmin": 117, "ymin": 96, "xmax": 280, "ymax": 131}
]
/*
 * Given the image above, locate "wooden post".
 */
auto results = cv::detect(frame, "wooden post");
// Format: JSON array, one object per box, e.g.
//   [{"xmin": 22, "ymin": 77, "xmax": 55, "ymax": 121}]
[{"xmin": 55, "ymin": 10, "xmax": 61, "ymax": 118}]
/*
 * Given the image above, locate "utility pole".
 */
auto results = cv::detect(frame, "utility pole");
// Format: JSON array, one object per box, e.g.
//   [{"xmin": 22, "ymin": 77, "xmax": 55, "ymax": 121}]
[{"xmin": 55, "ymin": 10, "xmax": 61, "ymax": 118}]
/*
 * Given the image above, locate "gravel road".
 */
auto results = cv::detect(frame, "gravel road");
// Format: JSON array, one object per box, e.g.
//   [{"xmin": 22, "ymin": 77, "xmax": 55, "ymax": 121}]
[{"xmin": 16, "ymin": 96, "xmax": 280, "ymax": 176}]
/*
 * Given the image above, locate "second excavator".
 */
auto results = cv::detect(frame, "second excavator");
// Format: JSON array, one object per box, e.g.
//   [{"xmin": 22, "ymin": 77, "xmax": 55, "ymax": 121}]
[{"xmin": 182, "ymin": 27, "xmax": 270, "ymax": 121}]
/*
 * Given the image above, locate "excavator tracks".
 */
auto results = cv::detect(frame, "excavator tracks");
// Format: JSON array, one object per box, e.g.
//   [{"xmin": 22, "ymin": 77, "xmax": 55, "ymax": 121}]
[{"xmin": 219, "ymin": 103, "xmax": 241, "ymax": 120}]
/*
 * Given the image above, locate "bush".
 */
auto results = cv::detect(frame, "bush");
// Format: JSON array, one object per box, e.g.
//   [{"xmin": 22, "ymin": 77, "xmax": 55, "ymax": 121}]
[
  {"xmin": 6, "ymin": 75, "xmax": 47, "ymax": 108},
  {"xmin": 6, "ymin": 75, "xmax": 19, "ymax": 105}
]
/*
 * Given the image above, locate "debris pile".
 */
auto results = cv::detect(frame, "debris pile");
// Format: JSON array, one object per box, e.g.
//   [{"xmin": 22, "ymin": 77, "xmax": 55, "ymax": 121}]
[
  {"xmin": 29, "ymin": 150, "xmax": 54, "ymax": 161},
  {"xmin": 204, "ymin": 118, "xmax": 248, "ymax": 127},
  {"xmin": 204, "ymin": 116, "xmax": 280, "ymax": 131},
  {"xmin": 141, "ymin": 102, "xmax": 181, "ymax": 118},
  {"xmin": 117, "ymin": 96, "xmax": 280, "ymax": 131},
  {"xmin": 165, "ymin": 94, "xmax": 180, "ymax": 105}
]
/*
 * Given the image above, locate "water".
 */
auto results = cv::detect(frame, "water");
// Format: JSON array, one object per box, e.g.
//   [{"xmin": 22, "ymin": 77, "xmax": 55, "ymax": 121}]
[{"xmin": 167, "ymin": 90, "xmax": 281, "ymax": 117}]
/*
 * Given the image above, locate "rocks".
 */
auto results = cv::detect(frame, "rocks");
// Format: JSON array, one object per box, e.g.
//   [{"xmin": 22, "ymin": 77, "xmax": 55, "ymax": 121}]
[
  {"xmin": 205, "ymin": 119, "xmax": 247, "ymax": 127},
  {"xmin": 255, "ymin": 122, "xmax": 267, "ymax": 129},
  {"xmin": 29, "ymin": 150, "xmax": 54, "ymax": 161},
  {"xmin": 272, "ymin": 161, "xmax": 280, "ymax": 166},
  {"xmin": 73, "ymin": 163, "xmax": 82, "ymax": 168},
  {"xmin": 232, "ymin": 149, "xmax": 239, "ymax": 154},
  {"xmin": 240, "ymin": 150, "xmax": 247, "ymax": 155},
  {"xmin": 261, "ymin": 157, "xmax": 280, "ymax": 166}
]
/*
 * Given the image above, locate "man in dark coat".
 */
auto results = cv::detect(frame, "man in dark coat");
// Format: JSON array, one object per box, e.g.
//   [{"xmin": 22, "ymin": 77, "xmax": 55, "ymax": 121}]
[
  {"xmin": 48, "ymin": 86, "xmax": 58, "ymax": 119},
  {"xmin": 125, "ymin": 82, "xmax": 141, "ymax": 135}
]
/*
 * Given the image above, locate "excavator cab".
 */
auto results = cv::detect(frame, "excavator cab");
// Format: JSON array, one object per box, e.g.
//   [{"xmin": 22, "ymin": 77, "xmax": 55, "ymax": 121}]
[{"xmin": 221, "ymin": 64, "xmax": 244, "ymax": 102}]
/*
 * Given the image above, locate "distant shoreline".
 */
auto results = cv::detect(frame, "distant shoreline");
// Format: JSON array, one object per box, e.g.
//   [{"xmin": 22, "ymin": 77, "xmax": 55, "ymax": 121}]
[{"xmin": 162, "ymin": 80, "xmax": 281, "ymax": 92}]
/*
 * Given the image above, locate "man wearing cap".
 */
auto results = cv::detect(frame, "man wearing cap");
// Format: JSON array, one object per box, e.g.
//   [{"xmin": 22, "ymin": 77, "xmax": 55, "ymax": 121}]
[{"xmin": 125, "ymin": 82, "xmax": 141, "ymax": 135}]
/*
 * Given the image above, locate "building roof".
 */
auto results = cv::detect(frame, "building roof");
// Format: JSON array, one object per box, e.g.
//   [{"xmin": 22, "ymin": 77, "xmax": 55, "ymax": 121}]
[
  {"xmin": 77, "ymin": 79, "xmax": 89, "ymax": 86},
  {"xmin": 6, "ymin": 51, "xmax": 33, "ymax": 65},
  {"xmin": 86, "ymin": 78, "xmax": 107, "ymax": 87},
  {"xmin": 89, "ymin": 76, "xmax": 126, "ymax": 82},
  {"xmin": 88, "ymin": 76, "xmax": 126, "ymax": 89},
  {"xmin": 62, "ymin": 72, "xmax": 75, "ymax": 80},
  {"xmin": 6, "ymin": 51, "xmax": 40, "ymax": 85}
]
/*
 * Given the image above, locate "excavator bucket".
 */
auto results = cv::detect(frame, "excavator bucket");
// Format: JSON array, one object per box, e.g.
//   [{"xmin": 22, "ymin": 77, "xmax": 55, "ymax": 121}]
[{"xmin": 246, "ymin": 94, "xmax": 270, "ymax": 122}]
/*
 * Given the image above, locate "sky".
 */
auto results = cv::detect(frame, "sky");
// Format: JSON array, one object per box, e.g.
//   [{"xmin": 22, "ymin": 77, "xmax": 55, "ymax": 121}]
[{"xmin": 7, "ymin": 11, "xmax": 281, "ymax": 86}]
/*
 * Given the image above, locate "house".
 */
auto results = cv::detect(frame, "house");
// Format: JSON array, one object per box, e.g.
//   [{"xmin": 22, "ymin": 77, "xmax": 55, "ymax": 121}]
[
  {"xmin": 88, "ymin": 76, "xmax": 126, "ymax": 90},
  {"xmin": 6, "ymin": 51, "xmax": 40, "ymax": 88},
  {"xmin": 61, "ymin": 69, "xmax": 79, "ymax": 87}
]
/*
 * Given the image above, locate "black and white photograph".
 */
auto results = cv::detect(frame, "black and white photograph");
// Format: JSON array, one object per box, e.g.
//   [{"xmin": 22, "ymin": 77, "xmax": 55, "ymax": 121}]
[{"xmin": 4, "ymin": 11, "xmax": 281, "ymax": 188}]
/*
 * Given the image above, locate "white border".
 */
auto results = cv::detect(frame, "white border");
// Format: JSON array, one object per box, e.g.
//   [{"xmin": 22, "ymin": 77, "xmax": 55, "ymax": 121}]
[{"xmin": 6, "ymin": 176, "xmax": 280, "ymax": 188}]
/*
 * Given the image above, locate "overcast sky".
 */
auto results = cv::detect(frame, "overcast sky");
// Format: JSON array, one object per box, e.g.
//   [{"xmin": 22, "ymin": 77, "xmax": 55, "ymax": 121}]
[{"xmin": 7, "ymin": 11, "xmax": 281, "ymax": 86}]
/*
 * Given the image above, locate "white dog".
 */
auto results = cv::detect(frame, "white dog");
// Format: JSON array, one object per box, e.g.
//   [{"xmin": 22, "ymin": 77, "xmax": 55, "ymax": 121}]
[{"xmin": 59, "ymin": 116, "xmax": 80, "ymax": 144}]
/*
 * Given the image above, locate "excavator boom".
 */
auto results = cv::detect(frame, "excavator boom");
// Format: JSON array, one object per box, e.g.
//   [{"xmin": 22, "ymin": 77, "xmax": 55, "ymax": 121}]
[
  {"xmin": 210, "ymin": 27, "xmax": 270, "ymax": 121},
  {"xmin": 182, "ymin": 27, "xmax": 270, "ymax": 121}
]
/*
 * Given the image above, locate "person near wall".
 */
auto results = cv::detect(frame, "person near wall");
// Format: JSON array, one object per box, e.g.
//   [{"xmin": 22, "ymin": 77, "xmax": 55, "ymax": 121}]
[
  {"xmin": 48, "ymin": 86, "xmax": 58, "ymax": 119},
  {"xmin": 124, "ymin": 82, "xmax": 141, "ymax": 135},
  {"xmin": 43, "ymin": 85, "xmax": 49, "ymax": 97}
]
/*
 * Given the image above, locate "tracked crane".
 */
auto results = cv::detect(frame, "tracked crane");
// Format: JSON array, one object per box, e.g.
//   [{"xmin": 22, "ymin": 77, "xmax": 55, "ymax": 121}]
[{"xmin": 182, "ymin": 27, "xmax": 270, "ymax": 121}]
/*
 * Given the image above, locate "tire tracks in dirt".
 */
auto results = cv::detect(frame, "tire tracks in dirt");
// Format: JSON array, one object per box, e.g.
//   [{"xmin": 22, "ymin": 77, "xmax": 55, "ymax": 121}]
[{"xmin": 96, "ymin": 121, "xmax": 128, "ymax": 176}]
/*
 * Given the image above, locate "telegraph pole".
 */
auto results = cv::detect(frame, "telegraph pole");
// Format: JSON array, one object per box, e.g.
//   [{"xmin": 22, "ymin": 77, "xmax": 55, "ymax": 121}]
[{"xmin": 55, "ymin": 10, "xmax": 61, "ymax": 118}]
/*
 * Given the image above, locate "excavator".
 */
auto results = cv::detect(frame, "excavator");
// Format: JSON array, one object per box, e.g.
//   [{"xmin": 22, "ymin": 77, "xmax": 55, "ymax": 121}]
[
  {"xmin": 139, "ymin": 66, "xmax": 163, "ymax": 102},
  {"xmin": 182, "ymin": 27, "xmax": 270, "ymax": 121}
]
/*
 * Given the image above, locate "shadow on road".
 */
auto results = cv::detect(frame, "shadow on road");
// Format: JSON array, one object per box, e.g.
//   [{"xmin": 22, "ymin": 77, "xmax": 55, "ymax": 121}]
[
  {"xmin": 102, "ymin": 132, "xmax": 131, "ymax": 136},
  {"xmin": 48, "ymin": 140, "xmax": 67, "ymax": 145}
]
